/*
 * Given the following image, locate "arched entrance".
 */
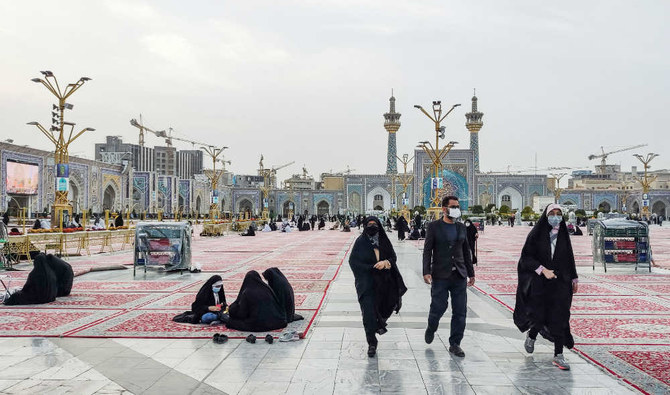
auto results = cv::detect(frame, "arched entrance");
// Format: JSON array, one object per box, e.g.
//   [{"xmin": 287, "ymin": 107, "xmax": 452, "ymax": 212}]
[
  {"xmin": 497, "ymin": 187, "xmax": 522, "ymax": 211},
  {"xmin": 349, "ymin": 192, "xmax": 361, "ymax": 213},
  {"xmin": 373, "ymin": 194, "xmax": 384, "ymax": 211},
  {"xmin": 366, "ymin": 187, "xmax": 391, "ymax": 212},
  {"xmin": 103, "ymin": 185, "xmax": 116, "ymax": 211},
  {"xmin": 317, "ymin": 200, "xmax": 330, "ymax": 216},
  {"xmin": 632, "ymin": 201, "xmax": 640, "ymax": 214},
  {"xmin": 196, "ymin": 196, "xmax": 202, "ymax": 213},
  {"xmin": 598, "ymin": 201, "xmax": 611, "ymax": 213},
  {"xmin": 652, "ymin": 201, "xmax": 667, "ymax": 218},
  {"xmin": 238, "ymin": 199, "xmax": 253, "ymax": 217},
  {"xmin": 283, "ymin": 201, "xmax": 295, "ymax": 218},
  {"xmin": 68, "ymin": 182, "xmax": 80, "ymax": 212}
]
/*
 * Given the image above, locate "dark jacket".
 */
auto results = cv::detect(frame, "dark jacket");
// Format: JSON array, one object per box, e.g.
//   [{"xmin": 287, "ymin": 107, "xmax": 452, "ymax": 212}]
[
  {"xmin": 422, "ymin": 219, "xmax": 474, "ymax": 279},
  {"xmin": 226, "ymin": 271, "xmax": 287, "ymax": 332},
  {"xmin": 513, "ymin": 206, "xmax": 577, "ymax": 347},
  {"xmin": 46, "ymin": 254, "xmax": 74, "ymax": 297},
  {"xmin": 349, "ymin": 216, "xmax": 407, "ymax": 333},
  {"xmin": 190, "ymin": 275, "xmax": 227, "ymax": 324}
]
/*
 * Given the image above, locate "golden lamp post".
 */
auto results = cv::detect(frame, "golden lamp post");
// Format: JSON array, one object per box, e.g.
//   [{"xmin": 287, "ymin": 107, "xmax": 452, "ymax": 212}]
[
  {"xmin": 414, "ymin": 100, "xmax": 460, "ymax": 218},
  {"xmin": 633, "ymin": 153, "xmax": 659, "ymax": 220},
  {"xmin": 27, "ymin": 71, "xmax": 93, "ymax": 231},
  {"xmin": 549, "ymin": 173, "xmax": 566, "ymax": 204},
  {"xmin": 200, "ymin": 145, "xmax": 228, "ymax": 222},
  {"xmin": 395, "ymin": 153, "xmax": 414, "ymax": 221}
]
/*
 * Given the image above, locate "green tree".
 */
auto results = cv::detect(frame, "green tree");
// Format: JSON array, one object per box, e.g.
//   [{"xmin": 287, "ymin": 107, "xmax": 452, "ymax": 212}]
[
  {"xmin": 575, "ymin": 209, "xmax": 586, "ymax": 217},
  {"xmin": 413, "ymin": 206, "xmax": 426, "ymax": 215},
  {"xmin": 470, "ymin": 205, "xmax": 484, "ymax": 215},
  {"xmin": 499, "ymin": 205, "xmax": 510, "ymax": 214},
  {"xmin": 485, "ymin": 204, "xmax": 496, "ymax": 213}
]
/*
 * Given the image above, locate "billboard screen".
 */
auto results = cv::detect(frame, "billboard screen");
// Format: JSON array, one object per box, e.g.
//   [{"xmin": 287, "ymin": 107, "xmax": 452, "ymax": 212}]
[{"xmin": 6, "ymin": 161, "xmax": 39, "ymax": 195}]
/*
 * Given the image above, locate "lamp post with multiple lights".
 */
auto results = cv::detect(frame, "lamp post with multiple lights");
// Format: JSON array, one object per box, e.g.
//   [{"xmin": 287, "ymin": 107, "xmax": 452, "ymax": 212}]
[
  {"xmin": 414, "ymin": 100, "xmax": 460, "ymax": 218},
  {"xmin": 395, "ymin": 153, "xmax": 414, "ymax": 220},
  {"xmin": 200, "ymin": 145, "xmax": 228, "ymax": 222},
  {"xmin": 27, "ymin": 71, "xmax": 93, "ymax": 230},
  {"xmin": 633, "ymin": 153, "xmax": 659, "ymax": 220}
]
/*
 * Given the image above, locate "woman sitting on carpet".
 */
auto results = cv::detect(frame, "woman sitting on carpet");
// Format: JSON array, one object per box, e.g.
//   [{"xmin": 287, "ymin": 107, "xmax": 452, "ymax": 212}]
[
  {"xmin": 262, "ymin": 267, "xmax": 304, "ymax": 323},
  {"xmin": 226, "ymin": 270, "xmax": 287, "ymax": 332},
  {"xmin": 191, "ymin": 275, "xmax": 227, "ymax": 324},
  {"xmin": 4, "ymin": 253, "xmax": 57, "ymax": 305}
]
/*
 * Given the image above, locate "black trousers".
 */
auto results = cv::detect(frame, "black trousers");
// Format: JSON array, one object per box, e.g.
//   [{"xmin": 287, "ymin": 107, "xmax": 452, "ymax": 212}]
[
  {"xmin": 428, "ymin": 273, "xmax": 467, "ymax": 347},
  {"xmin": 357, "ymin": 291, "xmax": 378, "ymax": 346}
]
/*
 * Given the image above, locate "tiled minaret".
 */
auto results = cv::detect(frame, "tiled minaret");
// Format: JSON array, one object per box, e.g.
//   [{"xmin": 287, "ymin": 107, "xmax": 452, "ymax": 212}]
[
  {"xmin": 383, "ymin": 92, "xmax": 401, "ymax": 174},
  {"xmin": 465, "ymin": 90, "xmax": 484, "ymax": 172}
]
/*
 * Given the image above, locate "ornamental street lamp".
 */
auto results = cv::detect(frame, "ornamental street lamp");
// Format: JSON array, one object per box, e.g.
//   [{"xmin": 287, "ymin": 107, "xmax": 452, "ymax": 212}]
[
  {"xmin": 395, "ymin": 153, "xmax": 414, "ymax": 221},
  {"xmin": 415, "ymin": 100, "xmax": 460, "ymax": 218},
  {"xmin": 633, "ymin": 153, "xmax": 659, "ymax": 220},
  {"xmin": 28, "ymin": 71, "xmax": 93, "ymax": 230},
  {"xmin": 549, "ymin": 173, "xmax": 567, "ymax": 204},
  {"xmin": 200, "ymin": 145, "xmax": 228, "ymax": 222}
]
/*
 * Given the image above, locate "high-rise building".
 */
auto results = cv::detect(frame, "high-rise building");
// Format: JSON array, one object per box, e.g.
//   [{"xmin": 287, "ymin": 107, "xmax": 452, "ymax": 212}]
[{"xmin": 177, "ymin": 150, "xmax": 203, "ymax": 179}]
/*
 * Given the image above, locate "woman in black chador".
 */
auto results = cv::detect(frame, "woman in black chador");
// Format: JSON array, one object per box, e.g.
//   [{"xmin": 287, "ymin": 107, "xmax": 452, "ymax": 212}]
[
  {"xmin": 4, "ymin": 253, "xmax": 57, "ymax": 305},
  {"xmin": 514, "ymin": 203, "xmax": 578, "ymax": 371},
  {"xmin": 464, "ymin": 219, "xmax": 478, "ymax": 265},
  {"xmin": 262, "ymin": 267, "xmax": 304, "ymax": 323},
  {"xmin": 226, "ymin": 270, "xmax": 287, "ymax": 332},
  {"xmin": 190, "ymin": 275, "xmax": 227, "ymax": 324},
  {"xmin": 349, "ymin": 216, "xmax": 407, "ymax": 357}
]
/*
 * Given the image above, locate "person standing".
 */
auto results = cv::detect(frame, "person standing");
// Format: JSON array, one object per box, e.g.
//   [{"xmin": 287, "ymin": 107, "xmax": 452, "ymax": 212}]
[
  {"xmin": 349, "ymin": 216, "xmax": 407, "ymax": 357},
  {"xmin": 464, "ymin": 219, "xmax": 479, "ymax": 265},
  {"xmin": 423, "ymin": 196, "xmax": 475, "ymax": 357},
  {"xmin": 513, "ymin": 203, "xmax": 578, "ymax": 370},
  {"xmin": 2, "ymin": 211, "xmax": 9, "ymax": 226}
]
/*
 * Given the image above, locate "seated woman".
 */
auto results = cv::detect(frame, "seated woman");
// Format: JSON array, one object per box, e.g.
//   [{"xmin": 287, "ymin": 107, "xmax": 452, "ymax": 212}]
[
  {"xmin": 318, "ymin": 218, "xmax": 325, "ymax": 230},
  {"xmin": 263, "ymin": 267, "xmax": 304, "ymax": 323},
  {"xmin": 191, "ymin": 275, "xmax": 227, "ymax": 324},
  {"xmin": 32, "ymin": 218, "xmax": 42, "ymax": 230},
  {"xmin": 4, "ymin": 253, "xmax": 57, "ymax": 305},
  {"xmin": 407, "ymin": 226, "xmax": 421, "ymax": 240},
  {"xmin": 241, "ymin": 225, "xmax": 256, "ymax": 236},
  {"xmin": 270, "ymin": 222, "xmax": 278, "ymax": 231},
  {"xmin": 262, "ymin": 223, "xmax": 272, "ymax": 232},
  {"xmin": 46, "ymin": 254, "xmax": 74, "ymax": 297},
  {"xmin": 226, "ymin": 271, "xmax": 287, "ymax": 332}
]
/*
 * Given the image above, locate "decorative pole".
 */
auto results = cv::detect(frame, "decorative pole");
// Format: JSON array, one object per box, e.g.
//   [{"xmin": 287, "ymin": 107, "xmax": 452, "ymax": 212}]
[
  {"xmin": 414, "ymin": 100, "xmax": 460, "ymax": 218},
  {"xmin": 28, "ymin": 71, "xmax": 93, "ymax": 230},
  {"xmin": 549, "ymin": 173, "xmax": 567, "ymax": 204},
  {"xmin": 200, "ymin": 145, "xmax": 228, "ymax": 223},
  {"xmin": 395, "ymin": 153, "xmax": 414, "ymax": 221},
  {"xmin": 633, "ymin": 153, "xmax": 659, "ymax": 220}
]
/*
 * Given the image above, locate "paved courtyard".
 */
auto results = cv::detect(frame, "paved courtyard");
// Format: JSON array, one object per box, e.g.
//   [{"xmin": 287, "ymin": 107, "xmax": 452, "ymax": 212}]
[{"xmin": 0, "ymin": 224, "xmax": 668, "ymax": 394}]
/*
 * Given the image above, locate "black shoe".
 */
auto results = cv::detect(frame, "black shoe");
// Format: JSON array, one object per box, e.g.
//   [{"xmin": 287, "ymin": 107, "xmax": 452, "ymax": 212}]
[
  {"xmin": 215, "ymin": 334, "xmax": 228, "ymax": 344},
  {"xmin": 425, "ymin": 327, "xmax": 435, "ymax": 344},
  {"xmin": 367, "ymin": 345, "xmax": 376, "ymax": 357},
  {"xmin": 376, "ymin": 327, "xmax": 388, "ymax": 336},
  {"xmin": 265, "ymin": 334, "xmax": 274, "ymax": 344},
  {"xmin": 449, "ymin": 344, "xmax": 465, "ymax": 357},
  {"xmin": 212, "ymin": 333, "xmax": 220, "ymax": 343},
  {"xmin": 246, "ymin": 334, "xmax": 256, "ymax": 344}
]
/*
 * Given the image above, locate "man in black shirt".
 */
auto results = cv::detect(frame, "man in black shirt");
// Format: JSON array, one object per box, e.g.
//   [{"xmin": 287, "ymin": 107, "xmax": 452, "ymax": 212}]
[{"xmin": 422, "ymin": 195, "xmax": 475, "ymax": 357}]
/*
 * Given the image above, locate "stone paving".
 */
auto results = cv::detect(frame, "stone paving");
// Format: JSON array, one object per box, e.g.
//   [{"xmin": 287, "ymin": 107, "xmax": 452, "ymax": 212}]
[{"xmin": 0, "ymin": 224, "xmax": 668, "ymax": 394}]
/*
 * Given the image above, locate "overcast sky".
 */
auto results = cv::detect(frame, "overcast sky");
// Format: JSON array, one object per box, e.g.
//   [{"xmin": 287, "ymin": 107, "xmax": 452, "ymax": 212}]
[{"xmin": 1, "ymin": 1, "xmax": 668, "ymax": 185}]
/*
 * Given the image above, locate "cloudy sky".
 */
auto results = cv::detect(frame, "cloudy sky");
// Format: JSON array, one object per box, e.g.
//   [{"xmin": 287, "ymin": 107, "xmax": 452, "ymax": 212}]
[{"xmin": 1, "ymin": 1, "xmax": 668, "ymax": 184}]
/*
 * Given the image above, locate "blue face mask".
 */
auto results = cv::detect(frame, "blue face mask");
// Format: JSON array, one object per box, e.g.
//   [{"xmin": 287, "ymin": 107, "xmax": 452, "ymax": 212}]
[
  {"xmin": 547, "ymin": 215, "xmax": 562, "ymax": 227},
  {"xmin": 212, "ymin": 286, "xmax": 221, "ymax": 293}
]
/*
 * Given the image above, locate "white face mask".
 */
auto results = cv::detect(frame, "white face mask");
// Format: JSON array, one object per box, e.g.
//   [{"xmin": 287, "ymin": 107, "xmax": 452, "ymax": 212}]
[{"xmin": 448, "ymin": 208, "xmax": 462, "ymax": 219}]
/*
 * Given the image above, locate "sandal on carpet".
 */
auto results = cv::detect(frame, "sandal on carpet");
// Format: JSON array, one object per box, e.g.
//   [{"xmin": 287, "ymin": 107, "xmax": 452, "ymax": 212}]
[
  {"xmin": 246, "ymin": 334, "xmax": 256, "ymax": 344},
  {"xmin": 265, "ymin": 334, "xmax": 274, "ymax": 344},
  {"xmin": 278, "ymin": 330, "xmax": 300, "ymax": 342}
]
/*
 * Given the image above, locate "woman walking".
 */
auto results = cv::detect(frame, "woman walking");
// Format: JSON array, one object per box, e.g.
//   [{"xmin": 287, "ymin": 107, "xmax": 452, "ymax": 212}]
[
  {"xmin": 513, "ymin": 203, "xmax": 578, "ymax": 370},
  {"xmin": 349, "ymin": 216, "xmax": 407, "ymax": 357}
]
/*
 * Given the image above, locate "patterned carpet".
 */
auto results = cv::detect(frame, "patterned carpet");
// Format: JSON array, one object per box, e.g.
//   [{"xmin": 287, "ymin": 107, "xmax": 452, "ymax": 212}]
[
  {"xmin": 466, "ymin": 225, "xmax": 670, "ymax": 394},
  {"xmin": 0, "ymin": 228, "xmax": 355, "ymax": 340}
]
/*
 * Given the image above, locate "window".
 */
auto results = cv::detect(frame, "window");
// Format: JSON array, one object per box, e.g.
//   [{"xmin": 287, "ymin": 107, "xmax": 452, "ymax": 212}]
[
  {"xmin": 502, "ymin": 195, "xmax": 511, "ymax": 203},
  {"xmin": 374, "ymin": 194, "xmax": 383, "ymax": 201}
]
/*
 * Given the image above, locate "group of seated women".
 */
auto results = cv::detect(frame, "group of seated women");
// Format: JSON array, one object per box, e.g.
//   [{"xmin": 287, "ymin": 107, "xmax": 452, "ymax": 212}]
[{"xmin": 179, "ymin": 267, "xmax": 303, "ymax": 332}]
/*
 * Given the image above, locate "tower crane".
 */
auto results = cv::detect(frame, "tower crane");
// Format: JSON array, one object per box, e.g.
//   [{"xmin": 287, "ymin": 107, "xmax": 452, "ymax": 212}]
[
  {"xmin": 588, "ymin": 144, "xmax": 647, "ymax": 174},
  {"xmin": 130, "ymin": 118, "xmax": 211, "ymax": 148},
  {"xmin": 130, "ymin": 116, "xmax": 161, "ymax": 147},
  {"xmin": 269, "ymin": 161, "xmax": 295, "ymax": 187}
]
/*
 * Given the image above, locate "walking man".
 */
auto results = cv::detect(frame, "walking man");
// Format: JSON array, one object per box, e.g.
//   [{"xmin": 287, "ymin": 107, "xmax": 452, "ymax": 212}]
[{"xmin": 423, "ymin": 196, "xmax": 475, "ymax": 357}]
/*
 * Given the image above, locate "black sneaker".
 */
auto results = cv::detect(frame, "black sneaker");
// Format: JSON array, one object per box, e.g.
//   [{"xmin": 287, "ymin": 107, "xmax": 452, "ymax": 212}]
[
  {"xmin": 265, "ymin": 334, "xmax": 274, "ymax": 344},
  {"xmin": 215, "ymin": 334, "xmax": 228, "ymax": 344},
  {"xmin": 449, "ymin": 344, "xmax": 465, "ymax": 357},
  {"xmin": 246, "ymin": 334, "xmax": 256, "ymax": 344},
  {"xmin": 425, "ymin": 327, "xmax": 435, "ymax": 344},
  {"xmin": 367, "ymin": 345, "xmax": 376, "ymax": 357}
]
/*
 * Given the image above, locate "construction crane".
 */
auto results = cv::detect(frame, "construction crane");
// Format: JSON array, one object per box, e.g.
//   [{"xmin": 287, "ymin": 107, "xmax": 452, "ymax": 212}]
[
  {"xmin": 335, "ymin": 165, "xmax": 356, "ymax": 175},
  {"xmin": 130, "ymin": 117, "xmax": 211, "ymax": 148},
  {"xmin": 130, "ymin": 116, "xmax": 161, "ymax": 147},
  {"xmin": 161, "ymin": 127, "xmax": 211, "ymax": 148},
  {"xmin": 269, "ymin": 161, "xmax": 295, "ymax": 187},
  {"xmin": 588, "ymin": 144, "xmax": 647, "ymax": 174}
]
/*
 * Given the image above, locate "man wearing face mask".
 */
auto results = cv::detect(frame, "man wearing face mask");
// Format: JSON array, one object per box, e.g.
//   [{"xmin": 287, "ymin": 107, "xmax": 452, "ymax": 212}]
[{"xmin": 423, "ymin": 196, "xmax": 475, "ymax": 357}]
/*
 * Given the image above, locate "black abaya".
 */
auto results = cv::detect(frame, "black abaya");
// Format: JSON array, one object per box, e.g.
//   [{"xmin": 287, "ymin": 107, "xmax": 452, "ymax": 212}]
[
  {"xmin": 262, "ymin": 267, "xmax": 304, "ymax": 323},
  {"xmin": 226, "ymin": 271, "xmax": 287, "ymax": 332},
  {"xmin": 513, "ymin": 207, "xmax": 577, "ymax": 350},
  {"xmin": 46, "ymin": 254, "xmax": 74, "ymax": 297},
  {"xmin": 349, "ymin": 217, "xmax": 407, "ymax": 343},
  {"xmin": 190, "ymin": 275, "xmax": 227, "ymax": 324},
  {"xmin": 4, "ymin": 253, "xmax": 57, "ymax": 305},
  {"xmin": 466, "ymin": 223, "xmax": 478, "ymax": 265}
]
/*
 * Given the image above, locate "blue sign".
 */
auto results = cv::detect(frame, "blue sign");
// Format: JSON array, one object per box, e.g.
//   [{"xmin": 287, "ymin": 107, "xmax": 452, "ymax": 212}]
[
  {"xmin": 431, "ymin": 177, "xmax": 443, "ymax": 190},
  {"xmin": 57, "ymin": 177, "xmax": 69, "ymax": 192},
  {"xmin": 56, "ymin": 164, "xmax": 69, "ymax": 177}
]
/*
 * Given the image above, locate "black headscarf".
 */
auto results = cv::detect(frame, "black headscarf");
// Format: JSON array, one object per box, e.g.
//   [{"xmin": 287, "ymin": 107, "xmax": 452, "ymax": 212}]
[
  {"xmin": 513, "ymin": 205, "xmax": 577, "ymax": 347},
  {"xmin": 4, "ymin": 253, "xmax": 57, "ymax": 305},
  {"xmin": 46, "ymin": 254, "xmax": 74, "ymax": 297},
  {"xmin": 262, "ymin": 267, "xmax": 304, "ymax": 323},
  {"xmin": 226, "ymin": 270, "xmax": 287, "ymax": 332},
  {"xmin": 348, "ymin": 216, "xmax": 407, "ymax": 333},
  {"xmin": 190, "ymin": 275, "xmax": 227, "ymax": 324}
]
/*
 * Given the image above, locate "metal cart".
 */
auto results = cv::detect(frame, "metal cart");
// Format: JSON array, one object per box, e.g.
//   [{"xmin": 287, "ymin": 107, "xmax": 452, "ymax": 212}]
[
  {"xmin": 134, "ymin": 222, "xmax": 191, "ymax": 275},
  {"xmin": 592, "ymin": 219, "xmax": 650, "ymax": 272}
]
